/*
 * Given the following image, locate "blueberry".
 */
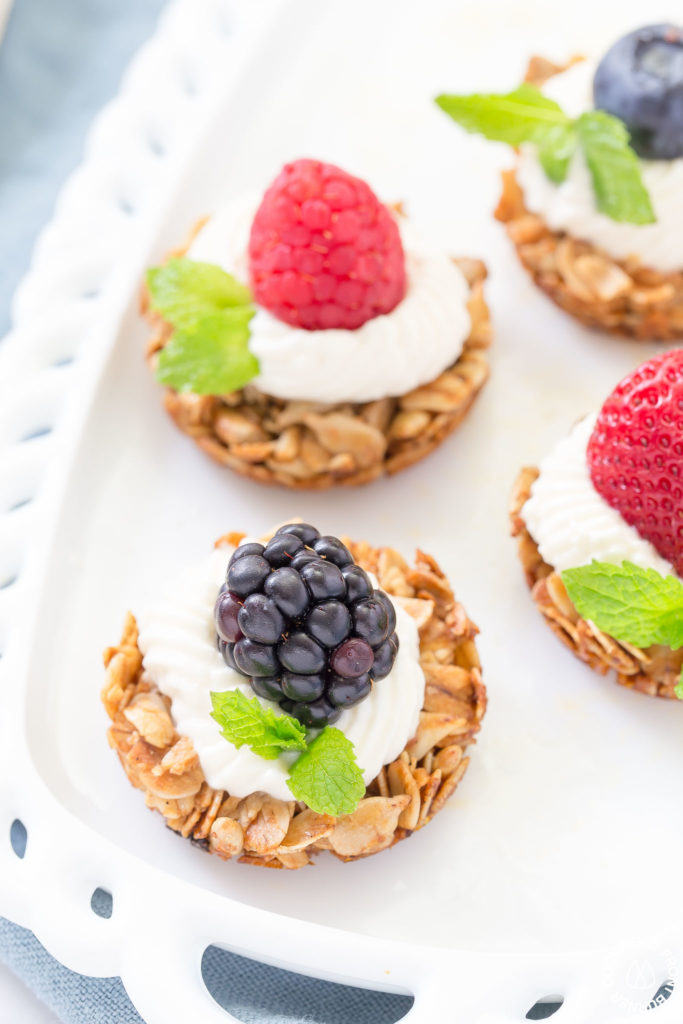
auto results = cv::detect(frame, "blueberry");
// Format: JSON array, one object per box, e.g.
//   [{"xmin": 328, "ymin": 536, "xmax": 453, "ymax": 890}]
[
  {"xmin": 594, "ymin": 24, "xmax": 683, "ymax": 159},
  {"xmin": 237, "ymin": 593, "xmax": 285, "ymax": 645},
  {"xmin": 305, "ymin": 600, "xmax": 352, "ymax": 648},
  {"xmin": 263, "ymin": 533, "xmax": 304, "ymax": 568},
  {"xmin": 373, "ymin": 590, "xmax": 397, "ymax": 638},
  {"xmin": 275, "ymin": 522, "xmax": 321, "ymax": 545},
  {"xmin": 327, "ymin": 673, "xmax": 372, "ymax": 708},
  {"xmin": 233, "ymin": 637, "xmax": 279, "ymax": 677},
  {"xmin": 214, "ymin": 591, "xmax": 243, "ymax": 643},
  {"xmin": 227, "ymin": 554, "xmax": 271, "ymax": 598},
  {"xmin": 313, "ymin": 535, "xmax": 354, "ymax": 567},
  {"xmin": 300, "ymin": 559, "xmax": 346, "ymax": 601},
  {"xmin": 352, "ymin": 597, "xmax": 390, "ymax": 648},
  {"xmin": 330, "ymin": 637, "xmax": 374, "ymax": 678},
  {"xmin": 229, "ymin": 542, "xmax": 265, "ymax": 564},
  {"xmin": 371, "ymin": 633, "xmax": 399, "ymax": 680},
  {"xmin": 282, "ymin": 696, "xmax": 342, "ymax": 728},
  {"xmin": 278, "ymin": 632, "xmax": 327, "ymax": 674},
  {"xmin": 250, "ymin": 676, "xmax": 285, "ymax": 702},
  {"xmin": 264, "ymin": 566, "xmax": 310, "ymax": 618},
  {"xmin": 281, "ymin": 671, "xmax": 326, "ymax": 703},
  {"xmin": 340, "ymin": 564, "xmax": 372, "ymax": 603}
]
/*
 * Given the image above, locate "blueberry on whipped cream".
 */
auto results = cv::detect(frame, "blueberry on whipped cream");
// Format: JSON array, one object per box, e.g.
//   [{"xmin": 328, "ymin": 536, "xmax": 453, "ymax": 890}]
[{"xmin": 594, "ymin": 24, "xmax": 683, "ymax": 160}]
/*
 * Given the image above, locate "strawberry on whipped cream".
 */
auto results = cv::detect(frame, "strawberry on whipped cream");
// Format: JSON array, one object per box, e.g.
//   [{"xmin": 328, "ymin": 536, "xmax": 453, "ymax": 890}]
[{"xmin": 523, "ymin": 349, "xmax": 683, "ymax": 582}]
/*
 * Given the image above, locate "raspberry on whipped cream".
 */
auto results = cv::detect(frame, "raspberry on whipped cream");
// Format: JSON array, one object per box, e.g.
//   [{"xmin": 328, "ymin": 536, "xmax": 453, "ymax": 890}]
[{"xmin": 144, "ymin": 157, "xmax": 491, "ymax": 488}]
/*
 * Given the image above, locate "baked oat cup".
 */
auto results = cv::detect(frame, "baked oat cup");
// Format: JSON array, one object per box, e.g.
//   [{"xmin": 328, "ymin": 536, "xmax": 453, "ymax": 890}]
[
  {"xmin": 143, "ymin": 159, "xmax": 491, "ymax": 489},
  {"xmin": 438, "ymin": 25, "xmax": 683, "ymax": 341},
  {"xmin": 510, "ymin": 350, "xmax": 683, "ymax": 699},
  {"xmin": 102, "ymin": 523, "xmax": 486, "ymax": 868}
]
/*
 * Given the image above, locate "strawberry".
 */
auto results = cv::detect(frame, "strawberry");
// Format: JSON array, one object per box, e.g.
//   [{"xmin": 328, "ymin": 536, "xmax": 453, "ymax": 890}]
[{"xmin": 587, "ymin": 349, "xmax": 683, "ymax": 575}]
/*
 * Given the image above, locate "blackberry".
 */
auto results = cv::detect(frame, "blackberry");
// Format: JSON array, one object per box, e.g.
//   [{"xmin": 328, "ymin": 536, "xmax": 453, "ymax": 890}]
[{"xmin": 215, "ymin": 524, "xmax": 400, "ymax": 727}]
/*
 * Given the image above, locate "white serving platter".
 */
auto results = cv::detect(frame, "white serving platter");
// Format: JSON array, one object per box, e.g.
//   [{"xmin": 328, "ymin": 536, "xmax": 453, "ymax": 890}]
[{"xmin": 3, "ymin": 1, "xmax": 683, "ymax": 1021}]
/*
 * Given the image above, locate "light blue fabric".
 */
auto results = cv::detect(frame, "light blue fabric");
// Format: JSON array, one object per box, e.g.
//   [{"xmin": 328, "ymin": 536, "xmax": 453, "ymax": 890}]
[{"xmin": 0, "ymin": 2, "xmax": 416, "ymax": 1021}]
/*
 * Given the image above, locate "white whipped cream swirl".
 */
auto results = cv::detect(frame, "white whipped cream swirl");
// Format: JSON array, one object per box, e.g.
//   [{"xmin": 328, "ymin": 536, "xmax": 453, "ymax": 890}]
[
  {"xmin": 522, "ymin": 414, "xmax": 675, "ymax": 578},
  {"xmin": 188, "ymin": 195, "xmax": 472, "ymax": 403},
  {"xmin": 517, "ymin": 59, "xmax": 683, "ymax": 273},
  {"xmin": 137, "ymin": 546, "xmax": 425, "ymax": 802}
]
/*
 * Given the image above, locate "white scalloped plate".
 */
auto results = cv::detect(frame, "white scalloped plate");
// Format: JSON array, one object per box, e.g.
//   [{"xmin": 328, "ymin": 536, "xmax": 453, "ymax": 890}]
[{"xmin": 4, "ymin": 1, "xmax": 683, "ymax": 1021}]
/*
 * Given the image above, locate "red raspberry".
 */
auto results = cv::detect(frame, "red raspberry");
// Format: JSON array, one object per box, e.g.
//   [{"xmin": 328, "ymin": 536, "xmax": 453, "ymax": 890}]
[
  {"xmin": 248, "ymin": 159, "xmax": 406, "ymax": 331},
  {"xmin": 587, "ymin": 349, "xmax": 683, "ymax": 575}
]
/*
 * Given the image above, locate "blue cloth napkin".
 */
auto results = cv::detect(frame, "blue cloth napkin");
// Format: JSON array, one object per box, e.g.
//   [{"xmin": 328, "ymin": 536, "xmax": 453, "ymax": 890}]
[{"xmin": 0, "ymin": 2, "xmax": 416, "ymax": 1021}]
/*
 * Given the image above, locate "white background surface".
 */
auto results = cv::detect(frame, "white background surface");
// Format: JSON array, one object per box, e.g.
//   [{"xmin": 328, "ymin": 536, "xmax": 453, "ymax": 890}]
[
  {"xmin": 5, "ymin": 1, "xmax": 683, "ymax": 1022},
  {"xmin": 0, "ymin": 963, "xmax": 59, "ymax": 1024}
]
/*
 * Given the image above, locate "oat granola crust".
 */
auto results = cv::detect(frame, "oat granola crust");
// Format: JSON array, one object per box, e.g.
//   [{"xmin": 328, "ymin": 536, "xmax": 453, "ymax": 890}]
[
  {"xmin": 495, "ymin": 56, "xmax": 683, "ymax": 341},
  {"xmin": 510, "ymin": 466, "xmax": 683, "ymax": 698},
  {"xmin": 143, "ymin": 225, "xmax": 491, "ymax": 489},
  {"xmin": 102, "ymin": 536, "xmax": 486, "ymax": 868}
]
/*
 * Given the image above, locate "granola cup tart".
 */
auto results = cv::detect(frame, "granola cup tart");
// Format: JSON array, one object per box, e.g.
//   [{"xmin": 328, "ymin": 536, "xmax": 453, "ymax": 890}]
[
  {"xmin": 510, "ymin": 466, "xmax": 683, "ymax": 699},
  {"xmin": 143, "ymin": 157, "xmax": 491, "ymax": 490},
  {"xmin": 144, "ymin": 254, "xmax": 490, "ymax": 489},
  {"xmin": 495, "ymin": 56, "xmax": 683, "ymax": 342},
  {"xmin": 101, "ymin": 535, "xmax": 486, "ymax": 869}
]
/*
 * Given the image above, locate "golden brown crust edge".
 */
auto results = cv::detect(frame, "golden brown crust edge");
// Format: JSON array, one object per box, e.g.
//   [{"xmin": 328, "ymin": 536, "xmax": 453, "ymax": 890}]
[
  {"xmin": 494, "ymin": 57, "xmax": 683, "ymax": 342},
  {"xmin": 143, "ymin": 227, "xmax": 492, "ymax": 489},
  {"xmin": 102, "ymin": 538, "xmax": 486, "ymax": 869},
  {"xmin": 510, "ymin": 467, "xmax": 683, "ymax": 698}
]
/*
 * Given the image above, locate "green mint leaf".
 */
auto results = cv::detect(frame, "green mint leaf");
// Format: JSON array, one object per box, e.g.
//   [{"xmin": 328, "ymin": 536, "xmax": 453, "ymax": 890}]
[
  {"xmin": 147, "ymin": 258, "xmax": 252, "ymax": 329},
  {"xmin": 147, "ymin": 258, "xmax": 259, "ymax": 394},
  {"xmin": 577, "ymin": 111, "xmax": 656, "ymax": 225},
  {"xmin": 211, "ymin": 690, "xmax": 307, "ymax": 760},
  {"xmin": 562, "ymin": 561, "xmax": 683, "ymax": 650},
  {"xmin": 287, "ymin": 727, "xmax": 365, "ymax": 816},
  {"xmin": 156, "ymin": 309, "xmax": 258, "ymax": 395},
  {"xmin": 537, "ymin": 122, "xmax": 577, "ymax": 183},
  {"xmin": 435, "ymin": 83, "xmax": 570, "ymax": 147}
]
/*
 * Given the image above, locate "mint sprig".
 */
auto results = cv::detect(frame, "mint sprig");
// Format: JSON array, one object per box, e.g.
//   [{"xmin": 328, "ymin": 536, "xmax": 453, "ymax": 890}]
[
  {"xmin": 287, "ymin": 727, "xmax": 365, "ymax": 816},
  {"xmin": 435, "ymin": 84, "xmax": 655, "ymax": 225},
  {"xmin": 562, "ymin": 560, "xmax": 683, "ymax": 697},
  {"xmin": 210, "ymin": 690, "xmax": 366, "ymax": 814},
  {"xmin": 562, "ymin": 560, "xmax": 683, "ymax": 650},
  {"xmin": 436, "ymin": 84, "xmax": 570, "ymax": 146},
  {"xmin": 576, "ymin": 111, "xmax": 655, "ymax": 224},
  {"xmin": 147, "ymin": 257, "xmax": 258, "ymax": 395},
  {"xmin": 210, "ymin": 690, "xmax": 307, "ymax": 760},
  {"xmin": 562, "ymin": 561, "xmax": 683, "ymax": 697}
]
